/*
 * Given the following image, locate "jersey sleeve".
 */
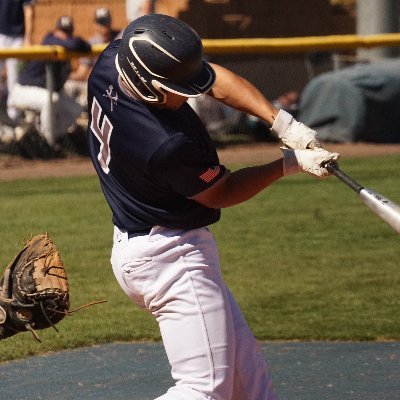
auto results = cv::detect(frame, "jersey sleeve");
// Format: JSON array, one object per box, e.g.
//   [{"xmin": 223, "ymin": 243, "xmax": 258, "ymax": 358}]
[{"xmin": 149, "ymin": 134, "xmax": 227, "ymax": 198}]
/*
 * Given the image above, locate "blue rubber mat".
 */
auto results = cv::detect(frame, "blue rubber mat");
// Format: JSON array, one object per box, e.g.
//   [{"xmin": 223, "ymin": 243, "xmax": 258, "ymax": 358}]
[{"xmin": 0, "ymin": 341, "xmax": 399, "ymax": 400}]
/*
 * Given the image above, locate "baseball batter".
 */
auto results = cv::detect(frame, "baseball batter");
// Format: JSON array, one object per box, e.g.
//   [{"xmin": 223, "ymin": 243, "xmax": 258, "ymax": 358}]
[{"xmin": 87, "ymin": 14, "xmax": 339, "ymax": 400}]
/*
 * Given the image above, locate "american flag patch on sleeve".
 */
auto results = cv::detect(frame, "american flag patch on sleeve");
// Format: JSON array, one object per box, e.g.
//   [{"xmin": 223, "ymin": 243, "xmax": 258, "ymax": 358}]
[{"xmin": 199, "ymin": 166, "xmax": 221, "ymax": 183}]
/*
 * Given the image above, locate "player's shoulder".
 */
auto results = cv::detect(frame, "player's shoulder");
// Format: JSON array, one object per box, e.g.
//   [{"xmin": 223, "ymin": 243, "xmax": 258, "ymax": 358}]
[
  {"xmin": 94, "ymin": 39, "xmax": 120, "ymax": 65},
  {"xmin": 41, "ymin": 32, "xmax": 56, "ymax": 45},
  {"xmin": 89, "ymin": 40, "xmax": 119, "ymax": 79}
]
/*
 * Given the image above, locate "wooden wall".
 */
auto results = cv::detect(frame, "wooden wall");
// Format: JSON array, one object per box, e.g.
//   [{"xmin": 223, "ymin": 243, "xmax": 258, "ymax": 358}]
[
  {"xmin": 31, "ymin": 0, "xmax": 189, "ymax": 44},
  {"xmin": 31, "ymin": 0, "xmax": 355, "ymax": 44}
]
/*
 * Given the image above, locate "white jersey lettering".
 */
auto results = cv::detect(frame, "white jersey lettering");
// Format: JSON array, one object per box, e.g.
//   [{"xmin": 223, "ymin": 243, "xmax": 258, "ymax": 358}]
[{"xmin": 90, "ymin": 97, "xmax": 113, "ymax": 174}]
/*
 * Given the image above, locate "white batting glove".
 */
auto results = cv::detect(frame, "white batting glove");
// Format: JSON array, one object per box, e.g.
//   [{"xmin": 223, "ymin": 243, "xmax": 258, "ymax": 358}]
[
  {"xmin": 281, "ymin": 147, "xmax": 340, "ymax": 178},
  {"xmin": 271, "ymin": 109, "xmax": 321, "ymax": 149}
]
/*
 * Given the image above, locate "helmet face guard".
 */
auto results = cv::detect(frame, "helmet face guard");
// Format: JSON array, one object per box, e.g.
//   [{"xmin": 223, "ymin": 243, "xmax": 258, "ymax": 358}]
[{"xmin": 116, "ymin": 14, "xmax": 216, "ymax": 104}]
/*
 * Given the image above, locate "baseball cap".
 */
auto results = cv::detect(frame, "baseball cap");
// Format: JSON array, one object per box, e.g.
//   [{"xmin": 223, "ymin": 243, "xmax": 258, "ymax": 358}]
[
  {"xmin": 95, "ymin": 8, "xmax": 111, "ymax": 26},
  {"xmin": 56, "ymin": 16, "xmax": 74, "ymax": 34}
]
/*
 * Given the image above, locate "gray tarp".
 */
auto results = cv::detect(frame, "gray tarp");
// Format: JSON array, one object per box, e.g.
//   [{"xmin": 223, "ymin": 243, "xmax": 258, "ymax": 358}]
[{"xmin": 298, "ymin": 60, "xmax": 400, "ymax": 143}]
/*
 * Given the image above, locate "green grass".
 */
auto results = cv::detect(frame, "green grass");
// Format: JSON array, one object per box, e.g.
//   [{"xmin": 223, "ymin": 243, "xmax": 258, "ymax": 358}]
[{"xmin": 0, "ymin": 155, "xmax": 399, "ymax": 362}]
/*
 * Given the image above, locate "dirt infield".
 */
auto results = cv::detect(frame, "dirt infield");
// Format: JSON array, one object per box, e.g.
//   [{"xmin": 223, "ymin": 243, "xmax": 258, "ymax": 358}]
[{"xmin": 0, "ymin": 142, "xmax": 399, "ymax": 182}]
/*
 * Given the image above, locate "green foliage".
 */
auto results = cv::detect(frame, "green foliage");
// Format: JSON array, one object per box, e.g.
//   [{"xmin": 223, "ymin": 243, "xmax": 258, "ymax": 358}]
[{"xmin": 0, "ymin": 156, "xmax": 399, "ymax": 361}]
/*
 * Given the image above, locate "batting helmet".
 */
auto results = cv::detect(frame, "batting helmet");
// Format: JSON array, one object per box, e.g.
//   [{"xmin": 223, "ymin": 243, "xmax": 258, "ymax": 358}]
[{"xmin": 116, "ymin": 14, "xmax": 215, "ymax": 103}]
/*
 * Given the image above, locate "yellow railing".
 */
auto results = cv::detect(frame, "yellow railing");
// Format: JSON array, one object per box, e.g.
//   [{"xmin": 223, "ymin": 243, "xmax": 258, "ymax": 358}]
[
  {"xmin": 202, "ymin": 33, "xmax": 400, "ymax": 54},
  {"xmin": 1, "ymin": 33, "xmax": 400, "ymax": 60}
]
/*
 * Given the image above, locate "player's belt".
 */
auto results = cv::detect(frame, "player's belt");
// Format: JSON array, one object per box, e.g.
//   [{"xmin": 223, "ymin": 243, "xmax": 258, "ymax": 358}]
[{"xmin": 127, "ymin": 227, "xmax": 152, "ymax": 238}]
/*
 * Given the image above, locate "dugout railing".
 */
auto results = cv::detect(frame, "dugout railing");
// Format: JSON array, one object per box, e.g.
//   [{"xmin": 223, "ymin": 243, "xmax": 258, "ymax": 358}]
[
  {"xmin": 2, "ymin": 32, "xmax": 400, "ymax": 59},
  {"xmin": 1, "ymin": 33, "xmax": 400, "ymax": 153}
]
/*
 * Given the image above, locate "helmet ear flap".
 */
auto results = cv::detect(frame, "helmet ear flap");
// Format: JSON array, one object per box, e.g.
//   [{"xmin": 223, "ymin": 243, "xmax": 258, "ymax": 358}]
[
  {"xmin": 115, "ymin": 55, "xmax": 165, "ymax": 103},
  {"xmin": 151, "ymin": 81, "xmax": 168, "ymax": 103},
  {"xmin": 152, "ymin": 80, "xmax": 189, "ymax": 101}
]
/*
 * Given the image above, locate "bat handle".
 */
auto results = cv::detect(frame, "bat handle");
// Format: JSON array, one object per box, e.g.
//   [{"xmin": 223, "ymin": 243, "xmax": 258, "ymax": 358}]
[{"xmin": 325, "ymin": 162, "xmax": 364, "ymax": 193}]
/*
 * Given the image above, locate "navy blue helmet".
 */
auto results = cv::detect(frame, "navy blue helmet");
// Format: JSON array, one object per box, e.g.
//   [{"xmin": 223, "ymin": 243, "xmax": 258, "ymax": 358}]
[{"xmin": 116, "ymin": 14, "xmax": 215, "ymax": 103}]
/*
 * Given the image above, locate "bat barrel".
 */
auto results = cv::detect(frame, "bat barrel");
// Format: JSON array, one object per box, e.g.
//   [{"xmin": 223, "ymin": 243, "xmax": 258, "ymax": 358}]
[
  {"xmin": 360, "ymin": 188, "xmax": 400, "ymax": 234},
  {"xmin": 325, "ymin": 162, "xmax": 364, "ymax": 193},
  {"xmin": 326, "ymin": 163, "xmax": 400, "ymax": 234}
]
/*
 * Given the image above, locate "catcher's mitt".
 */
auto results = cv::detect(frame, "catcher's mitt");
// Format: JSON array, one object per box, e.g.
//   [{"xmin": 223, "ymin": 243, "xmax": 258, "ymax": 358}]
[{"xmin": 0, "ymin": 234, "xmax": 69, "ymax": 342}]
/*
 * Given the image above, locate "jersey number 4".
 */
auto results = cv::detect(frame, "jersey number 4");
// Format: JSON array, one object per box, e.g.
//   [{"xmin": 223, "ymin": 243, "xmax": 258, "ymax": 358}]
[{"xmin": 90, "ymin": 97, "xmax": 113, "ymax": 174}]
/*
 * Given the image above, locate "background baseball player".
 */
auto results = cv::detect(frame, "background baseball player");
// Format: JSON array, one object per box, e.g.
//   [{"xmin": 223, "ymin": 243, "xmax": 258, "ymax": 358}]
[
  {"xmin": 8, "ymin": 16, "xmax": 90, "ymax": 147},
  {"xmin": 87, "ymin": 14, "xmax": 339, "ymax": 400}
]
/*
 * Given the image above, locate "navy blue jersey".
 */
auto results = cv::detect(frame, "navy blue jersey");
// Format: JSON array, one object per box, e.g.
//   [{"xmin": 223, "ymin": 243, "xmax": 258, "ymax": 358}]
[
  {"xmin": 0, "ymin": 0, "xmax": 35, "ymax": 36},
  {"xmin": 87, "ymin": 40, "xmax": 227, "ymax": 231}
]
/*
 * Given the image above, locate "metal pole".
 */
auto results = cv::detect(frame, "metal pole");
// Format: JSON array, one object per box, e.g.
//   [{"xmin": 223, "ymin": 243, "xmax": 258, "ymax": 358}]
[
  {"xmin": 45, "ymin": 62, "xmax": 55, "ymax": 146},
  {"xmin": 357, "ymin": 0, "xmax": 400, "ymax": 60}
]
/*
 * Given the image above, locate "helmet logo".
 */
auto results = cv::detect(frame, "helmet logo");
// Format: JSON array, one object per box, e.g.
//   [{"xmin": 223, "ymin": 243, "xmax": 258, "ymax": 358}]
[
  {"xmin": 115, "ymin": 55, "xmax": 161, "ymax": 103},
  {"xmin": 127, "ymin": 57, "xmax": 147, "ymax": 84}
]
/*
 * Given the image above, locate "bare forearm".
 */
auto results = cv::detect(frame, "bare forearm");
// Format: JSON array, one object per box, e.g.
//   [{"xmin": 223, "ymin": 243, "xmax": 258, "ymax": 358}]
[
  {"xmin": 192, "ymin": 159, "xmax": 284, "ymax": 209},
  {"xmin": 24, "ymin": 5, "xmax": 34, "ymax": 45},
  {"xmin": 220, "ymin": 159, "xmax": 283, "ymax": 207},
  {"xmin": 209, "ymin": 63, "xmax": 278, "ymax": 126}
]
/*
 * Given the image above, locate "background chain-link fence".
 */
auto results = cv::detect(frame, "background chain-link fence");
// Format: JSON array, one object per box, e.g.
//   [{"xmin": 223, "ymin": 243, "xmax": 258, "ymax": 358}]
[{"xmin": 1, "ymin": 34, "xmax": 399, "ymax": 158}]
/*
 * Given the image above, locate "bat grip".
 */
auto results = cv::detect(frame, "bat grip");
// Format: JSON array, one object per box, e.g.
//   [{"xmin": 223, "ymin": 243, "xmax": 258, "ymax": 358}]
[{"xmin": 325, "ymin": 162, "xmax": 364, "ymax": 193}]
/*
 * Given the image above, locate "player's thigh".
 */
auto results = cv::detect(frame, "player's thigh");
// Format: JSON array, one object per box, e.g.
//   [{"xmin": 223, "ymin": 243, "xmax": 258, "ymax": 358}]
[
  {"xmin": 113, "ymin": 226, "xmax": 236, "ymax": 395},
  {"xmin": 8, "ymin": 84, "xmax": 47, "ymax": 110},
  {"xmin": 153, "ymin": 228, "xmax": 235, "ymax": 396}
]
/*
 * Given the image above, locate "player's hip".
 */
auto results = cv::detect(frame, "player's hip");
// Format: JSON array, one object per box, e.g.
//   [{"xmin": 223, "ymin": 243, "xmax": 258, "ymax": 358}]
[{"xmin": 110, "ymin": 225, "xmax": 221, "ymax": 309}]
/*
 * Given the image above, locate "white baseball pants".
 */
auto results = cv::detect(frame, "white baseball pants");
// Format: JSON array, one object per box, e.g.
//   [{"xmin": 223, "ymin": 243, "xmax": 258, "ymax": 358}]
[
  {"xmin": 8, "ymin": 83, "xmax": 82, "ymax": 146},
  {"xmin": 111, "ymin": 225, "xmax": 277, "ymax": 400}
]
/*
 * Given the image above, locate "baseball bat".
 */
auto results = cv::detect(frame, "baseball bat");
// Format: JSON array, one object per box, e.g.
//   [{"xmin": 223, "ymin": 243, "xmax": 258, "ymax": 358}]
[{"xmin": 325, "ymin": 162, "xmax": 400, "ymax": 234}]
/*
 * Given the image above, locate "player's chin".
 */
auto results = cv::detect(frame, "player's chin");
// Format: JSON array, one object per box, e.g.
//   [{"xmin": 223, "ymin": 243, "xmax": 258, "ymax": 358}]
[{"xmin": 164, "ymin": 102, "xmax": 186, "ymax": 110}]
